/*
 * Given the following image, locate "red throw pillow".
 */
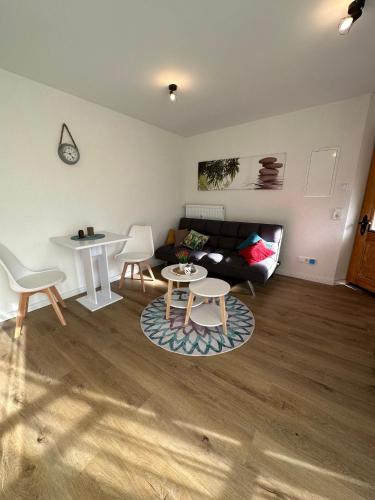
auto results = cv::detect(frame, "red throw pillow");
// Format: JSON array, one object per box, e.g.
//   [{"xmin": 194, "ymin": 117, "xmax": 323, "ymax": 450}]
[{"xmin": 238, "ymin": 240, "xmax": 275, "ymax": 265}]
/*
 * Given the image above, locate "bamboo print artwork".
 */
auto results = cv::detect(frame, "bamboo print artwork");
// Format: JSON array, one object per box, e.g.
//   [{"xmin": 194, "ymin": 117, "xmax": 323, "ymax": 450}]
[
  {"xmin": 198, "ymin": 158, "xmax": 240, "ymax": 190},
  {"xmin": 198, "ymin": 153, "xmax": 286, "ymax": 191}
]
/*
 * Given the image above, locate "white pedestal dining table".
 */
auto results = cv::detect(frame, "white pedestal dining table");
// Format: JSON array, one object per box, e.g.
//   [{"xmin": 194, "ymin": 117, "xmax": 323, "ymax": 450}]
[{"xmin": 50, "ymin": 231, "xmax": 131, "ymax": 311}]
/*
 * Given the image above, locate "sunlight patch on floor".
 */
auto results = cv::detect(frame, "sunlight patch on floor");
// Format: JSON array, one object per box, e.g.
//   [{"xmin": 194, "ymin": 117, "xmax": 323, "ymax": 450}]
[
  {"xmin": 265, "ymin": 450, "xmax": 372, "ymax": 488},
  {"xmin": 0, "ymin": 334, "xmax": 26, "ymax": 490},
  {"xmin": 173, "ymin": 418, "xmax": 241, "ymax": 446},
  {"xmin": 255, "ymin": 474, "xmax": 331, "ymax": 500}
]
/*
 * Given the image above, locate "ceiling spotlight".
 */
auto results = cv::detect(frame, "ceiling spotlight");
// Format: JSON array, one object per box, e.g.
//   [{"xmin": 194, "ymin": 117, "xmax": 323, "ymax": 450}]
[
  {"xmin": 338, "ymin": 0, "xmax": 365, "ymax": 35},
  {"xmin": 169, "ymin": 83, "xmax": 177, "ymax": 102}
]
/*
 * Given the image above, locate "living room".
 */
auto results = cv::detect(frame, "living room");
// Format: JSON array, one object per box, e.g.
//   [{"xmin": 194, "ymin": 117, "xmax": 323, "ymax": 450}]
[{"xmin": 0, "ymin": 1, "xmax": 374, "ymax": 499}]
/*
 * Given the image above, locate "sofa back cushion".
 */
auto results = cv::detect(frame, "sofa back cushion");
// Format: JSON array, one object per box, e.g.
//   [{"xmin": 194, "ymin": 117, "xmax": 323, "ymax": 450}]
[{"xmin": 179, "ymin": 217, "xmax": 283, "ymax": 256}]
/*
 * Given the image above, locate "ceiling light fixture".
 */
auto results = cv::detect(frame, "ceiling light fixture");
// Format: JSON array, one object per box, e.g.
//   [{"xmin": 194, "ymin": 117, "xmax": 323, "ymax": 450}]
[
  {"xmin": 338, "ymin": 0, "xmax": 365, "ymax": 35},
  {"xmin": 168, "ymin": 83, "xmax": 177, "ymax": 102}
]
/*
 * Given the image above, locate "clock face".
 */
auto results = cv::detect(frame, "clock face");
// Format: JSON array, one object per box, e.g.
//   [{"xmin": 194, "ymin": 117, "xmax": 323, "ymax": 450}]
[{"xmin": 58, "ymin": 143, "xmax": 80, "ymax": 165}]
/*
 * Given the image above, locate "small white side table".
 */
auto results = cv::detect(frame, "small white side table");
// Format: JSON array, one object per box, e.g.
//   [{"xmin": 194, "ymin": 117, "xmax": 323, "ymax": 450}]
[
  {"xmin": 185, "ymin": 278, "xmax": 231, "ymax": 335},
  {"xmin": 161, "ymin": 264, "xmax": 207, "ymax": 320},
  {"xmin": 50, "ymin": 231, "xmax": 132, "ymax": 311}
]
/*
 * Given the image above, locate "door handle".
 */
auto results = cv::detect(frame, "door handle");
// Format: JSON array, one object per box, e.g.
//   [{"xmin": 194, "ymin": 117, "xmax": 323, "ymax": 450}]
[{"xmin": 358, "ymin": 214, "xmax": 370, "ymax": 235}]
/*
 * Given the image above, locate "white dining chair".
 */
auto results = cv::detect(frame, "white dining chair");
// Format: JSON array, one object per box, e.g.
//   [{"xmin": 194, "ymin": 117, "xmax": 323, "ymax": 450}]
[
  {"xmin": 115, "ymin": 225, "xmax": 155, "ymax": 293},
  {"xmin": 0, "ymin": 243, "xmax": 67, "ymax": 338}
]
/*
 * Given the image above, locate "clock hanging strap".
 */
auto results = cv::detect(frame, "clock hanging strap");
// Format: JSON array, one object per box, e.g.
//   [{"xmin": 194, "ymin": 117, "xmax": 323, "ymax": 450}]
[{"xmin": 59, "ymin": 123, "xmax": 78, "ymax": 149}]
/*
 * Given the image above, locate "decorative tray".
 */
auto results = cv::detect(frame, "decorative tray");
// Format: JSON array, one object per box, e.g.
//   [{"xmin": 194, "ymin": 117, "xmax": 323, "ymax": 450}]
[
  {"xmin": 171, "ymin": 266, "xmax": 197, "ymax": 276},
  {"xmin": 70, "ymin": 233, "xmax": 106, "ymax": 241}
]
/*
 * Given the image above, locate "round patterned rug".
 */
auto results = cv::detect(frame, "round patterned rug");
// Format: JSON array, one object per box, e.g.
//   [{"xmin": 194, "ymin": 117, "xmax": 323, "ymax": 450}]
[{"xmin": 140, "ymin": 291, "xmax": 255, "ymax": 356}]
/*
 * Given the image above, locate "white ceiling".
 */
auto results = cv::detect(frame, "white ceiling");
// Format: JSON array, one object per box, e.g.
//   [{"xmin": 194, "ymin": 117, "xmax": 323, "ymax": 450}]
[{"xmin": 0, "ymin": 0, "xmax": 374, "ymax": 136}]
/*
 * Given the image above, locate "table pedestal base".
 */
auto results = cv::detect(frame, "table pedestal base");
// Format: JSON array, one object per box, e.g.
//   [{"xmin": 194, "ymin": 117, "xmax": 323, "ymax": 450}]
[
  {"xmin": 76, "ymin": 290, "xmax": 123, "ymax": 312},
  {"xmin": 77, "ymin": 245, "xmax": 123, "ymax": 312}
]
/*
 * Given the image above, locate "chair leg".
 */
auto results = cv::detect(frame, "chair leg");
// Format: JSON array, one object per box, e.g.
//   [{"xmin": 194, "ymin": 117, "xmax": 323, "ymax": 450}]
[
  {"xmin": 46, "ymin": 288, "xmax": 66, "ymax": 326},
  {"xmin": 118, "ymin": 262, "xmax": 128, "ymax": 290},
  {"xmin": 14, "ymin": 293, "xmax": 28, "ymax": 339},
  {"xmin": 131, "ymin": 264, "xmax": 134, "ymax": 280},
  {"xmin": 51, "ymin": 286, "xmax": 66, "ymax": 308},
  {"xmin": 24, "ymin": 295, "xmax": 30, "ymax": 317},
  {"xmin": 139, "ymin": 262, "xmax": 145, "ymax": 293},
  {"xmin": 146, "ymin": 263, "xmax": 155, "ymax": 281},
  {"xmin": 247, "ymin": 280, "xmax": 256, "ymax": 297}
]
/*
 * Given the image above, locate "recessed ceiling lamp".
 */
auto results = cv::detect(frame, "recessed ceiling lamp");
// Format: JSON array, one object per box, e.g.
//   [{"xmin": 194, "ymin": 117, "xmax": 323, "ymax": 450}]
[
  {"xmin": 338, "ymin": 0, "xmax": 365, "ymax": 35},
  {"xmin": 168, "ymin": 83, "xmax": 177, "ymax": 102}
]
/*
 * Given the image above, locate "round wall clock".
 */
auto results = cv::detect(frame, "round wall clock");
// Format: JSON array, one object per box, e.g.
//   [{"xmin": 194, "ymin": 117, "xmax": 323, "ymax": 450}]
[{"xmin": 58, "ymin": 123, "xmax": 80, "ymax": 165}]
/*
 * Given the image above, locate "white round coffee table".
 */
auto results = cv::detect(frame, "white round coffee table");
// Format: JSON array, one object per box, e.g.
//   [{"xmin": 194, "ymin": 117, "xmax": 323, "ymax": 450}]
[
  {"xmin": 161, "ymin": 264, "xmax": 208, "ymax": 320},
  {"xmin": 184, "ymin": 278, "xmax": 231, "ymax": 335}
]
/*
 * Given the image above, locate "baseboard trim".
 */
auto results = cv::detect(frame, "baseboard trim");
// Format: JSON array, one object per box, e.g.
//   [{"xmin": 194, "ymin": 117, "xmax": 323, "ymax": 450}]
[
  {"xmin": 276, "ymin": 269, "xmax": 335, "ymax": 285},
  {"xmin": 0, "ymin": 273, "xmax": 122, "ymax": 323},
  {"xmin": 334, "ymin": 279, "xmax": 348, "ymax": 285}
]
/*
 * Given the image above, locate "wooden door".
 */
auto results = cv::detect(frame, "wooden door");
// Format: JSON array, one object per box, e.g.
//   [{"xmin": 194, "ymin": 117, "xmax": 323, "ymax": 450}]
[{"xmin": 347, "ymin": 148, "xmax": 375, "ymax": 292}]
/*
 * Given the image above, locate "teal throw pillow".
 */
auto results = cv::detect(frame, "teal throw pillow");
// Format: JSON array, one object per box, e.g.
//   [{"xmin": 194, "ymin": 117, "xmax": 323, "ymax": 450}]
[{"xmin": 237, "ymin": 232, "xmax": 273, "ymax": 250}]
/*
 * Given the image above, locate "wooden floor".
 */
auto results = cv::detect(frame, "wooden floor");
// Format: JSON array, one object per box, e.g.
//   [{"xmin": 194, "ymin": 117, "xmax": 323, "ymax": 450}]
[{"xmin": 0, "ymin": 268, "xmax": 374, "ymax": 500}]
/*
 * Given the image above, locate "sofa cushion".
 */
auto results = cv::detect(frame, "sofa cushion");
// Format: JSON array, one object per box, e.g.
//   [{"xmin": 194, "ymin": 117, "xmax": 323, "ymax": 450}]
[
  {"xmin": 205, "ymin": 252, "xmax": 225, "ymax": 264},
  {"xmin": 237, "ymin": 232, "xmax": 274, "ymax": 251},
  {"xmin": 179, "ymin": 218, "xmax": 206, "ymax": 233},
  {"xmin": 238, "ymin": 223, "xmax": 260, "ymax": 238},
  {"xmin": 221, "ymin": 221, "xmax": 240, "ymax": 237},
  {"xmin": 205, "ymin": 220, "xmax": 222, "ymax": 235},
  {"xmin": 179, "ymin": 218, "xmax": 192, "ymax": 231},
  {"xmin": 207, "ymin": 235, "xmax": 220, "ymax": 248},
  {"xmin": 174, "ymin": 228, "xmax": 189, "ymax": 247},
  {"xmin": 223, "ymin": 252, "xmax": 249, "ymax": 270},
  {"xmin": 259, "ymin": 225, "xmax": 283, "ymax": 243},
  {"xmin": 243, "ymin": 258, "xmax": 277, "ymax": 283},
  {"xmin": 165, "ymin": 229, "xmax": 175, "ymax": 245},
  {"xmin": 218, "ymin": 236, "xmax": 237, "ymax": 250},
  {"xmin": 239, "ymin": 240, "xmax": 275, "ymax": 265},
  {"xmin": 183, "ymin": 229, "xmax": 209, "ymax": 250},
  {"xmin": 188, "ymin": 249, "xmax": 209, "ymax": 262},
  {"xmin": 155, "ymin": 244, "xmax": 178, "ymax": 262}
]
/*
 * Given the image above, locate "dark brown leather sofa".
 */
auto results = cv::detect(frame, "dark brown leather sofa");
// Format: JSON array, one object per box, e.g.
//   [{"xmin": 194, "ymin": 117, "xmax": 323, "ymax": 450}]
[{"xmin": 155, "ymin": 218, "xmax": 283, "ymax": 293}]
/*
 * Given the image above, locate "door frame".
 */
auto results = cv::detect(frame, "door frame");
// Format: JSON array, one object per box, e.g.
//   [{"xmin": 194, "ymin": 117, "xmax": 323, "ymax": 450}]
[{"xmin": 347, "ymin": 147, "xmax": 375, "ymax": 290}]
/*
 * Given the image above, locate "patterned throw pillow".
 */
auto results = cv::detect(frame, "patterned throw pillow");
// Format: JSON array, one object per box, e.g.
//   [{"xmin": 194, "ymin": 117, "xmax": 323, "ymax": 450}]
[{"xmin": 183, "ymin": 230, "xmax": 209, "ymax": 250}]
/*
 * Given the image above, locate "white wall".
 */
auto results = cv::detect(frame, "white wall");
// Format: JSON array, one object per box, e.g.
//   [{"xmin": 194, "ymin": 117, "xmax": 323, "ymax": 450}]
[
  {"xmin": 1, "ymin": 67, "xmax": 372, "ymax": 322},
  {"xmin": 0, "ymin": 69, "xmax": 183, "ymax": 320},
  {"xmin": 183, "ymin": 95, "xmax": 372, "ymax": 284}
]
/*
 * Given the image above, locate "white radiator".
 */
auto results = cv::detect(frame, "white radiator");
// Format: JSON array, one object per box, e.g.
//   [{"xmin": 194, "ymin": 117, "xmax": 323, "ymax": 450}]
[{"xmin": 185, "ymin": 204, "xmax": 225, "ymax": 220}]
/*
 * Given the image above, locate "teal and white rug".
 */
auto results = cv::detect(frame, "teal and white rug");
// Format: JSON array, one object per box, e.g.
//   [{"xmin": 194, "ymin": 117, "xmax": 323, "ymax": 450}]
[{"xmin": 140, "ymin": 293, "xmax": 255, "ymax": 356}]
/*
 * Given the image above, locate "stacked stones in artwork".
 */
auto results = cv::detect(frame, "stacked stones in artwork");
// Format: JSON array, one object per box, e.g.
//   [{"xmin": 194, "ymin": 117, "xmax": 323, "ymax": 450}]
[{"xmin": 256, "ymin": 156, "xmax": 284, "ymax": 190}]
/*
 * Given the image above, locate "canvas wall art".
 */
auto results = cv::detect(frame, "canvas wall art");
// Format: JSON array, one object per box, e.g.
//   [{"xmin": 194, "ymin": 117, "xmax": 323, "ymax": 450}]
[{"xmin": 198, "ymin": 153, "xmax": 287, "ymax": 191}]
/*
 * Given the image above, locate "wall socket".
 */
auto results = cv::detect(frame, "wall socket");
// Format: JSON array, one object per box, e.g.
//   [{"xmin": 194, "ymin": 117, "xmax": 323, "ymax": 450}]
[{"xmin": 299, "ymin": 256, "xmax": 317, "ymax": 265}]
